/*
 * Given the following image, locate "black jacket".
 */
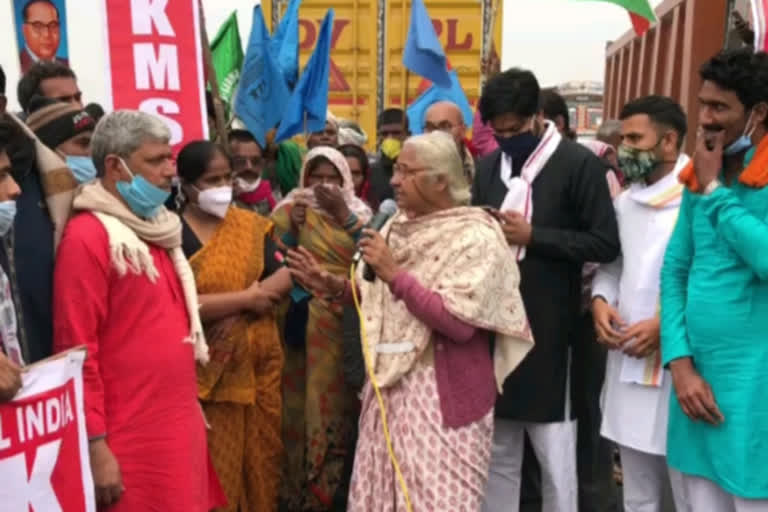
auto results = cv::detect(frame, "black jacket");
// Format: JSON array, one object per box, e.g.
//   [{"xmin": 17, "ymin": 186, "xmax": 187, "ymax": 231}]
[
  {"xmin": 0, "ymin": 132, "xmax": 55, "ymax": 363},
  {"xmin": 472, "ymin": 140, "xmax": 619, "ymax": 422}
]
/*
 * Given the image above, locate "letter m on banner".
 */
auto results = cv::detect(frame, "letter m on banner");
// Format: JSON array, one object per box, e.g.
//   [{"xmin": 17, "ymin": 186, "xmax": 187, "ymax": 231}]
[
  {"xmin": 102, "ymin": 0, "xmax": 209, "ymax": 154},
  {"xmin": 0, "ymin": 350, "xmax": 95, "ymax": 512}
]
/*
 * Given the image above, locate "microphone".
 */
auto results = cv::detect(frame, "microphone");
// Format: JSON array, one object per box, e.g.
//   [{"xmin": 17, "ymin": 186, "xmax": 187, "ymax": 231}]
[
  {"xmin": 359, "ymin": 199, "xmax": 398, "ymax": 282},
  {"xmin": 352, "ymin": 199, "xmax": 398, "ymax": 265}
]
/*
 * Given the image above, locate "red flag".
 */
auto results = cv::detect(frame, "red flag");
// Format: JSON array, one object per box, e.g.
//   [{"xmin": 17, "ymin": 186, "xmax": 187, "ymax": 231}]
[
  {"xmin": 629, "ymin": 11, "xmax": 651, "ymax": 35},
  {"xmin": 575, "ymin": 0, "xmax": 656, "ymax": 35}
]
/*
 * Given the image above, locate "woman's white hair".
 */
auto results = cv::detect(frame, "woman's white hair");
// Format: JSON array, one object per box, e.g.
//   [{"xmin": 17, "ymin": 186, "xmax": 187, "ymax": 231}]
[
  {"xmin": 404, "ymin": 131, "xmax": 471, "ymax": 205},
  {"xmin": 91, "ymin": 110, "xmax": 171, "ymax": 176}
]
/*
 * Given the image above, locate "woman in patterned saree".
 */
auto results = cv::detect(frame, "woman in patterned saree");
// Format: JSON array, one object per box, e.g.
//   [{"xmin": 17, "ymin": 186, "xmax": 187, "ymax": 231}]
[
  {"xmin": 287, "ymin": 132, "xmax": 535, "ymax": 511},
  {"xmin": 176, "ymin": 140, "xmax": 293, "ymax": 511},
  {"xmin": 271, "ymin": 146, "xmax": 372, "ymax": 510}
]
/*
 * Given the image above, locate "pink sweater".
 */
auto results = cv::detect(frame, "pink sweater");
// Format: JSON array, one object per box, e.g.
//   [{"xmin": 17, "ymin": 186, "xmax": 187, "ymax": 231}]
[
  {"xmin": 471, "ymin": 109, "xmax": 499, "ymax": 158},
  {"xmin": 387, "ymin": 271, "xmax": 496, "ymax": 428}
]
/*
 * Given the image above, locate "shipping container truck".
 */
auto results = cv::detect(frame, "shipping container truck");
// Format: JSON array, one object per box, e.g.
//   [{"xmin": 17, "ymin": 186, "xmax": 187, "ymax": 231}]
[
  {"xmin": 262, "ymin": 0, "xmax": 502, "ymax": 149},
  {"xmin": 602, "ymin": 0, "xmax": 749, "ymax": 155}
]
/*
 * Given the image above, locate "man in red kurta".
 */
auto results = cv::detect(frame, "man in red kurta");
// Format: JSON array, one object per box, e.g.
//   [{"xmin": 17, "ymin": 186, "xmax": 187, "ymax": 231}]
[{"xmin": 53, "ymin": 110, "xmax": 225, "ymax": 511}]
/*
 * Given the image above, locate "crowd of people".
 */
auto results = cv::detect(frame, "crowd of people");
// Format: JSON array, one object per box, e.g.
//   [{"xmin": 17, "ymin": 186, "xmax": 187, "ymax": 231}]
[{"xmin": 0, "ymin": 41, "xmax": 768, "ymax": 512}]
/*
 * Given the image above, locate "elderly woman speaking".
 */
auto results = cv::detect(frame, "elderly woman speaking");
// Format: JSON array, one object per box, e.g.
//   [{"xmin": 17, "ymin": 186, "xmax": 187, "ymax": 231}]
[{"xmin": 288, "ymin": 131, "xmax": 534, "ymax": 511}]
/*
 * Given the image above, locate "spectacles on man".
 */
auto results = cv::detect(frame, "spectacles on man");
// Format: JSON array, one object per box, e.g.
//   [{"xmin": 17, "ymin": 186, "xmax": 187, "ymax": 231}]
[
  {"xmin": 232, "ymin": 156, "xmax": 264, "ymax": 171},
  {"xmin": 54, "ymin": 92, "xmax": 83, "ymax": 105},
  {"xmin": 25, "ymin": 21, "xmax": 60, "ymax": 35},
  {"xmin": 424, "ymin": 121, "xmax": 459, "ymax": 133}
]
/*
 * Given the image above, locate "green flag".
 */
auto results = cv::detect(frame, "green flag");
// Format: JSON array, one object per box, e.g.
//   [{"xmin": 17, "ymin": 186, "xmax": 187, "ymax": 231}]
[
  {"xmin": 575, "ymin": 0, "xmax": 656, "ymax": 35},
  {"xmin": 210, "ymin": 11, "xmax": 244, "ymax": 107}
]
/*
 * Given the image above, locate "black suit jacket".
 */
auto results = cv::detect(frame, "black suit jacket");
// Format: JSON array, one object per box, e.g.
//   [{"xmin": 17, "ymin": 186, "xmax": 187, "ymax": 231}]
[{"xmin": 472, "ymin": 140, "xmax": 619, "ymax": 422}]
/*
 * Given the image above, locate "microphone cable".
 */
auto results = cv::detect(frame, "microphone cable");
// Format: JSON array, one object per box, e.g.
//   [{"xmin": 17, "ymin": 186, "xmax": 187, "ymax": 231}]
[{"xmin": 349, "ymin": 263, "xmax": 413, "ymax": 512}]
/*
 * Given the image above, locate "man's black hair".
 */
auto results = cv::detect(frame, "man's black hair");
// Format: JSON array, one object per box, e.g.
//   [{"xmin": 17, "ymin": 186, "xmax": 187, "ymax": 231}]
[
  {"xmin": 478, "ymin": 68, "xmax": 540, "ymax": 124},
  {"xmin": 23, "ymin": 0, "xmax": 59, "ymax": 21},
  {"xmin": 378, "ymin": 108, "xmax": 408, "ymax": 129},
  {"xmin": 620, "ymin": 95, "xmax": 688, "ymax": 149},
  {"xmin": 540, "ymin": 88, "xmax": 570, "ymax": 132},
  {"xmin": 700, "ymin": 48, "xmax": 768, "ymax": 126},
  {"xmin": 228, "ymin": 128, "xmax": 262, "ymax": 149},
  {"xmin": 0, "ymin": 116, "xmax": 16, "ymax": 156},
  {"xmin": 0, "ymin": 64, "xmax": 5, "ymax": 96},
  {"xmin": 17, "ymin": 61, "xmax": 76, "ymax": 112}
]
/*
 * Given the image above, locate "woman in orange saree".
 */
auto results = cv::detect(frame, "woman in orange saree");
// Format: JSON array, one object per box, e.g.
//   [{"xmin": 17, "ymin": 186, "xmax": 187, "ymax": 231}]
[
  {"xmin": 272, "ymin": 146, "xmax": 372, "ymax": 511},
  {"xmin": 176, "ymin": 141, "xmax": 293, "ymax": 511}
]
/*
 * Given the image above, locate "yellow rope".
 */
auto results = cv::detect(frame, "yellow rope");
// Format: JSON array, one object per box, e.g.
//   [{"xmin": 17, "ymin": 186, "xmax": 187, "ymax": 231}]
[{"xmin": 349, "ymin": 264, "xmax": 413, "ymax": 512}]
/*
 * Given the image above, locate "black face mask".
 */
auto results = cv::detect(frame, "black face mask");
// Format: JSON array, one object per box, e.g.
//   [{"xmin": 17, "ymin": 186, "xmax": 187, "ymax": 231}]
[{"xmin": 495, "ymin": 131, "xmax": 540, "ymax": 162}]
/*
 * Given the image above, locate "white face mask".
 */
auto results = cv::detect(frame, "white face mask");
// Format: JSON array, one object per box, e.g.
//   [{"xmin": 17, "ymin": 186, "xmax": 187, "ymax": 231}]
[
  {"xmin": 196, "ymin": 185, "xmax": 232, "ymax": 219},
  {"xmin": 234, "ymin": 176, "xmax": 261, "ymax": 193}
]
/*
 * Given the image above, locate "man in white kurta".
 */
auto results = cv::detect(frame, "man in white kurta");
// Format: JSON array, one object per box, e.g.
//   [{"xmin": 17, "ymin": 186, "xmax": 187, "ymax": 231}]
[{"xmin": 591, "ymin": 96, "xmax": 691, "ymax": 512}]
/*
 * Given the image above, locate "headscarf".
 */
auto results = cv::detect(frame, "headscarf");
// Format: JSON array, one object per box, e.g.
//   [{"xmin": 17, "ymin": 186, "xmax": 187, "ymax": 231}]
[
  {"xmin": 275, "ymin": 146, "xmax": 372, "ymax": 222},
  {"xmin": 338, "ymin": 120, "xmax": 368, "ymax": 147},
  {"xmin": 582, "ymin": 140, "xmax": 612, "ymax": 158},
  {"xmin": 274, "ymin": 141, "xmax": 304, "ymax": 195},
  {"xmin": 582, "ymin": 140, "xmax": 623, "ymax": 197}
]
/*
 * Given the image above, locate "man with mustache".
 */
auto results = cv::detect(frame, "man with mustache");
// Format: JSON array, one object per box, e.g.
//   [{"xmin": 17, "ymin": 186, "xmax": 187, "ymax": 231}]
[
  {"xmin": 53, "ymin": 111, "xmax": 224, "ymax": 511},
  {"xmin": 662, "ymin": 48, "xmax": 768, "ymax": 511}
]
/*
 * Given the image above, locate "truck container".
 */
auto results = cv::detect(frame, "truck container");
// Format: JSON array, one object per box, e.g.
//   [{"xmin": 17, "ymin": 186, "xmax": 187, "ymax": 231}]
[
  {"xmin": 262, "ymin": 0, "xmax": 502, "ymax": 148},
  {"xmin": 602, "ymin": 0, "xmax": 746, "ymax": 154}
]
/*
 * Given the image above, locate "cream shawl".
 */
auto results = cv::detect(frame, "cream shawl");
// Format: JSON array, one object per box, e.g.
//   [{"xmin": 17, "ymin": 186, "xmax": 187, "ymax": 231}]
[
  {"xmin": 9, "ymin": 112, "xmax": 76, "ymax": 250},
  {"xmin": 73, "ymin": 181, "xmax": 208, "ymax": 363},
  {"xmin": 360, "ymin": 206, "xmax": 534, "ymax": 392}
]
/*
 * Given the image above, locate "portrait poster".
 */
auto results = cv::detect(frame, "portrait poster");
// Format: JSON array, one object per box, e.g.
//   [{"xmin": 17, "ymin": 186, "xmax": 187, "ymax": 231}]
[{"xmin": 13, "ymin": 0, "xmax": 70, "ymax": 74}]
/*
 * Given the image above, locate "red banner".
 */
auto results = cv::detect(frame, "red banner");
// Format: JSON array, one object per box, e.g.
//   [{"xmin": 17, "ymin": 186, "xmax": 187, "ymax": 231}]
[
  {"xmin": 0, "ymin": 350, "xmax": 94, "ymax": 511},
  {"xmin": 102, "ymin": 0, "xmax": 208, "ymax": 153}
]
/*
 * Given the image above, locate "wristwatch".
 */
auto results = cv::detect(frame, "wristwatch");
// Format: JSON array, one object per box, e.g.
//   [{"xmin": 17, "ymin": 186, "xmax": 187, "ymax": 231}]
[{"xmin": 703, "ymin": 180, "xmax": 721, "ymax": 195}]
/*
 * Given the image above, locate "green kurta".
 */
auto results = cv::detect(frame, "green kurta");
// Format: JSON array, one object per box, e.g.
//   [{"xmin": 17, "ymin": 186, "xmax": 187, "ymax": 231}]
[{"xmin": 661, "ymin": 151, "xmax": 768, "ymax": 498}]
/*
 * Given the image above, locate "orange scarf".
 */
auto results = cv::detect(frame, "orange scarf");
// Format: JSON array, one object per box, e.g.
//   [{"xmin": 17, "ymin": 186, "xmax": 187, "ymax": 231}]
[{"xmin": 679, "ymin": 136, "xmax": 768, "ymax": 191}]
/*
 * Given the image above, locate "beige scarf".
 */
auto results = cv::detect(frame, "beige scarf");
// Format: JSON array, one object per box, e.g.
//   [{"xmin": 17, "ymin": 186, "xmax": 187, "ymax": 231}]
[
  {"xmin": 9, "ymin": 113, "xmax": 77, "ymax": 250},
  {"xmin": 361, "ymin": 206, "xmax": 534, "ymax": 392},
  {"xmin": 73, "ymin": 181, "xmax": 208, "ymax": 363}
]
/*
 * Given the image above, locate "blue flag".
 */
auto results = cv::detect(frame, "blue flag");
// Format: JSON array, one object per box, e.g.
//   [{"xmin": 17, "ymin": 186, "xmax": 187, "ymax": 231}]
[
  {"xmin": 234, "ymin": 6, "xmax": 291, "ymax": 147},
  {"xmin": 275, "ymin": 9, "xmax": 335, "ymax": 142},
  {"xmin": 406, "ymin": 71, "xmax": 473, "ymax": 135},
  {"xmin": 402, "ymin": 0, "xmax": 451, "ymax": 89},
  {"xmin": 270, "ymin": 0, "xmax": 301, "ymax": 88}
]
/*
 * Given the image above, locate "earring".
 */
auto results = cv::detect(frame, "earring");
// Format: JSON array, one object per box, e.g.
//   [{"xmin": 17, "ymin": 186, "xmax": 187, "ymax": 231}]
[{"xmin": 175, "ymin": 186, "xmax": 186, "ymax": 211}]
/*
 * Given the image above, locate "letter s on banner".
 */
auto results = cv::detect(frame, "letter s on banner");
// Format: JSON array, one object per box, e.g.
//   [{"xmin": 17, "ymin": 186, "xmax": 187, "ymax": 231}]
[
  {"xmin": 103, "ymin": 0, "xmax": 208, "ymax": 154},
  {"xmin": 141, "ymin": 99, "xmax": 184, "ymax": 145}
]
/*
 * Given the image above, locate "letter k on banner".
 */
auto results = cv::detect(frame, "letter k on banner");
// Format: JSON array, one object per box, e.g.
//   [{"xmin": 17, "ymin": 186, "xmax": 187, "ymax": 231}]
[
  {"xmin": 0, "ymin": 349, "xmax": 95, "ymax": 512},
  {"xmin": 102, "ymin": 0, "xmax": 209, "ymax": 154}
]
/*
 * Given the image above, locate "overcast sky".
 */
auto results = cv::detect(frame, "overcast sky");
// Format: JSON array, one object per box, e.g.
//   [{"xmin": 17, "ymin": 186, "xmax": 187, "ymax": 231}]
[
  {"xmin": 199, "ymin": 0, "xmax": 666, "ymax": 87},
  {"xmin": 0, "ymin": 0, "xmax": 665, "ymax": 108}
]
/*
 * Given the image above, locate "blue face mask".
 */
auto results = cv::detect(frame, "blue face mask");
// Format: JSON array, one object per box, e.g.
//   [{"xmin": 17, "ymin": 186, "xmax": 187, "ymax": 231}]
[
  {"xmin": 115, "ymin": 158, "xmax": 170, "ymax": 219},
  {"xmin": 724, "ymin": 135, "xmax": 753, "ymax": 156},
  {"xmin": 495, "ymin": 131, "xmax": 540, "ymax": 162},
  {"xmin": 0, "ymin": 201, "xmax": 17, "ymax": 237},
  {"xmin": 66, "ymin": 155, "xmax": 98, "ymax": 183},
  {"xmin": 724, "ymin": 111, "xmax": 756, "ymax": 156}
]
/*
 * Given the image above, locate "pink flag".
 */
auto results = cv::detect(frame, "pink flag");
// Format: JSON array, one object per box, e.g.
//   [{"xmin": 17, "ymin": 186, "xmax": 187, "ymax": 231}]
[{"xmin": 751, "ymin": 0, "xmax": 768, "ymax": 52}]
